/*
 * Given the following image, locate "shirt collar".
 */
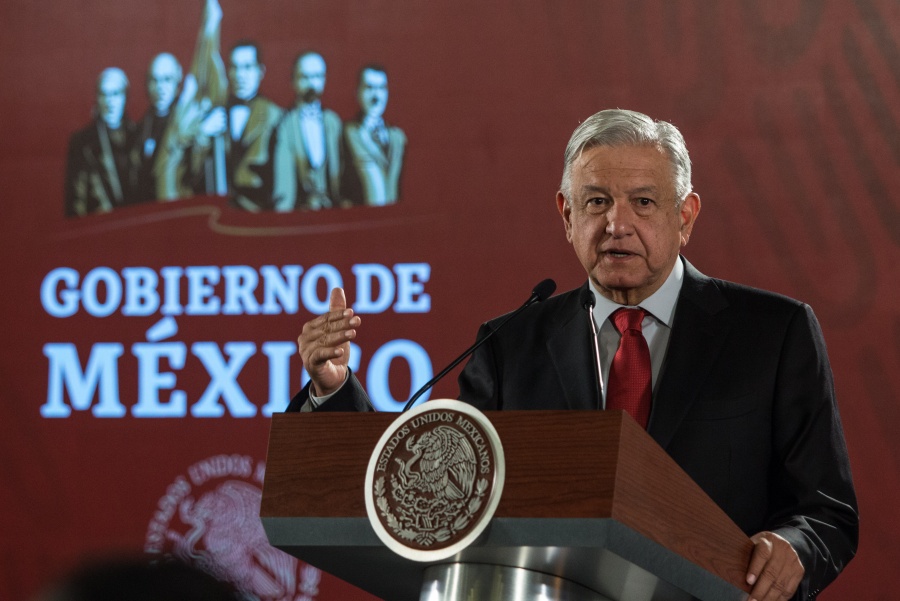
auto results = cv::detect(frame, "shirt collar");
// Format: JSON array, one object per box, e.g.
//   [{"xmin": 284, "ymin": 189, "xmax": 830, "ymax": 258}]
[
  {"xmin": 299, "ymin": 100, "xmax": 322, "ymax": 117},
  {"xmin": 229, "ymin": 93, "xmax": 257, "ymax": 107},
  {"xmin": 362, "ymin": 114, "xmax": 386, "ymax": 130},
  {"xmin": 589, "ymin": 256, "xmax": 684, "ymax": 327}
]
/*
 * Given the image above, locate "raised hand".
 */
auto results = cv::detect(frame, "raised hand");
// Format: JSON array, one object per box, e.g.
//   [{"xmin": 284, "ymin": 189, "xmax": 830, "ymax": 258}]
[{"xmin": 297, "ymin": 288, "xmax": 361, "ymax": 396}]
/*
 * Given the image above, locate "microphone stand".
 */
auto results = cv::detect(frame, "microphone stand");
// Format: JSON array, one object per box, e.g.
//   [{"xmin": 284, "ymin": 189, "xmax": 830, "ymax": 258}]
[
  {"xmin": 402, "ymin": 279, "xmax": 556, "ymax": 412},
  {"xmin": 580, "ymin": 288, "xmax": 604, "ymax": 411}
]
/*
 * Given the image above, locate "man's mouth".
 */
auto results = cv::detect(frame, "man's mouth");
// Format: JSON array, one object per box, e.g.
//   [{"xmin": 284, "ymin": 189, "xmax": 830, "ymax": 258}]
[{"xmin": 604, "ymin": 250, "xmax": 634, "ymax": 258}]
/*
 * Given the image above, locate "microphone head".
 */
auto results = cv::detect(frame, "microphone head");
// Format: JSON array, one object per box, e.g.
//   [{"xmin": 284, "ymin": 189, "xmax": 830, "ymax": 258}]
[
  {"xmin": 579, "ymin": 287, "xmax": 595, "ymax": 310},
  {"xmin": 532, "ymin": 278, "xmax": 557, "ymax": 302}
]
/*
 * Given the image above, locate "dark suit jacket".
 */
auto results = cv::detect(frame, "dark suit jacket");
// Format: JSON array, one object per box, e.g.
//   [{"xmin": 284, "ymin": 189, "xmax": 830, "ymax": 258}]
[
  {"xmin": 225, "ymin": 96, "xmax": 283, "ymax": 211},
  {"xmin": 131, "ymin": 111, "xmax": 171, "ymax": 203},
  {"xmin": 288, "ymin": 259, "xmax": 858, "ymax": 599},
  {"xmin": 64, "ymin": 118, "xmax": 136, "ymax": 217},
  {"xmin": 341, "ymin": 116, "xmax": 406, "ymax": 207},
  {"xmin": 272, "ymin": 106, "xmax": 343, "ymax": 210}
]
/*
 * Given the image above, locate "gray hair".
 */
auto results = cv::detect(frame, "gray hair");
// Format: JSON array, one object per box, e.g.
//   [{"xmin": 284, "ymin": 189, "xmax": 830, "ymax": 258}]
[{"xmin": 559, "ymin": 109, "xmax": 692, "ymax": 204}]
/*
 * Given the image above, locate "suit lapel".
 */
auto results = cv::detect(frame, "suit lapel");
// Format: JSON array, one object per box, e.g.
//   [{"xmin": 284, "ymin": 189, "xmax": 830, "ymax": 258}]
[
  {"xmin": 546, "ymin": 284, "xmax": 599, "ymax": 410},
  {"xmin": 288, "ymin": 110, "xmax": 311, "ymax": 175},
  {"xmin": 357, "ymin": 123, "xmax": 389, "ymax": 168},
  {"xmin": 648, "ymin": 261, "xmax": 732, "ymax": 450},
  {"xmin": 95, "ymin": 121, "xmax": 124, "ymax": 202},
  {"xmin": 323, "ymin": 111, "xmax": 342, "ymax": 192},
  {"xmin": 239, "ymin": 98, "xmax": 266, "ymax": 147}
]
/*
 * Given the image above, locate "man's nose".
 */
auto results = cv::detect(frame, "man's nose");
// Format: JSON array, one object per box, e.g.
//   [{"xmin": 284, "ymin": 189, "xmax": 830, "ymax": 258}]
[{"xmin": 605, "ymin": 201, "xmax": 635, "ymax": 236}]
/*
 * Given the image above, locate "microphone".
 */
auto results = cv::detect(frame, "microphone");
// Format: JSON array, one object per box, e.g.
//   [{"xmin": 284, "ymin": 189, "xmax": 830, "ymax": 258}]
[
  {"xmin": 579, "ymin": 287, "xmax": 604, "ymax": 410},
  {"xmin": 402, "ymin": 278, "xmax": 557, "ymax": 412}
]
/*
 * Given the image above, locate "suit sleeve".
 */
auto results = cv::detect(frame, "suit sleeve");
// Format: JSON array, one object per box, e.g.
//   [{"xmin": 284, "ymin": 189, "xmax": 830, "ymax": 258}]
[
  {"xmin": 767, "ymin": 304, "xmax": 858, "ymax": 599},
  {"xmin": 286, "ymin": 319, "xmax": 503, "ymax": 413},
  {"xmin": 65, "ymin": 133, "xmax": 88, "ymax": 217},
  {"xmin": 457, "ymin": 323, "xmax": 502, "ymax": 411},
  {"xmin": 285, "ymin": 369, "xmax": 374, "ymax": 413}
]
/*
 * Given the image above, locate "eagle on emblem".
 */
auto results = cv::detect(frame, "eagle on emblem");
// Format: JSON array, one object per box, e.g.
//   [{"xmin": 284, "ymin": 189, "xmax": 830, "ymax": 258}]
[{"xmin": 397, "ymin": 425, "xmax": 478, "ymax": 501}]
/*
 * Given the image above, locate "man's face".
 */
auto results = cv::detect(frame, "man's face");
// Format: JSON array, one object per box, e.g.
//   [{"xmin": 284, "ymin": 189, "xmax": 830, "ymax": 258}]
[
  {"xmin": 147, "ymin": 55, "xmax": 180, "ymax": 115},
  {"xmin": 556, "ymin": 144, "xmax": 700, "ymax": 306},
  {"xmin": 97, "ymin": 74, "xmax": 127, "ymax": 128},
  {"xmin": 357, "ymin": 69, "xmax": 388, "ymax": 118},
  {"xmin": 229, "ymin": 46, "xmax": 263, "ymax": 101},
  {"xmin": 294, "ymin": 54, "xmax": 326, "ymax": 103}
]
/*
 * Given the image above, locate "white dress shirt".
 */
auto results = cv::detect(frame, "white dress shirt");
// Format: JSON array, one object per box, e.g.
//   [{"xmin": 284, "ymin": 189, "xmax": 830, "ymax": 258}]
[
  {"xmin": 299, "ymin": 101, "xmax": 326, "ymax": 169},
  {"xmin": 302, "ymin": 258, "xmax": 685, "ymax": 412},
  {"xmin": 229, "ymin": 104, "xmax": 251, "ymax": 141},
  {"xmin": 590, "ymin": 257, "xmax": 684, "ymax": 406}
]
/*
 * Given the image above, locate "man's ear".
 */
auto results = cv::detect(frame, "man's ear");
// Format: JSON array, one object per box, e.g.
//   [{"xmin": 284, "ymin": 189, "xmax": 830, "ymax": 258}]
[
  {"xmin": 557, "ymin": 191, "xmax": 573, "ymax": 242},
  {"xmin": 679, "ymin": 192, "xmax": 701, "ymax": 246}
]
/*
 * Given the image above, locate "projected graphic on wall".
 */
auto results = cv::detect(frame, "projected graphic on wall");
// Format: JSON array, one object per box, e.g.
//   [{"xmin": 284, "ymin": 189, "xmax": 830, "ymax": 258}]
[
  {"xmin": 7, "ymin": 0, "xmax": 898, "ymax": 599},
  {"xmin": 64, "ymin": 0, "xmax": 406, "ymax": 217}
]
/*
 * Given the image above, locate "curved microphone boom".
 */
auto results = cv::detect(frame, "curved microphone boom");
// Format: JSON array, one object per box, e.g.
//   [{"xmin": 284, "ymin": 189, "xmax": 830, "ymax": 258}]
[
  {"xmin": 402, "ymin": 278, "xmax": 557, "ymax": 412},
  {"xmin": 579, "ymin": 287, "xmax": 604, "ymax": 410}
]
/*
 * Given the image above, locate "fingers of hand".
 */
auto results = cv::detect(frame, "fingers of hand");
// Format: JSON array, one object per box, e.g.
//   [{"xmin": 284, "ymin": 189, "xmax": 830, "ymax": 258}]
[
  {"xmin": 747, "ymin": 532, "xmax": 804, "ymax": 601},
  {"xmin": 306, "ymin": 344, "xmax": 346, "ymax": 370},
  {"xmin": 746, "ymin": 533, "xmax": 773, "ymax": 585},
  {"xmin": 329, "ymin": 287, "xmax": 348, "ymax": 313},
  {"xmin": 298, "ymin": 309, "xmax": 360, "ymax": 364},
  {"xmin": 305, "ymin": 303, "xmax": 359, "ymax": 330}
]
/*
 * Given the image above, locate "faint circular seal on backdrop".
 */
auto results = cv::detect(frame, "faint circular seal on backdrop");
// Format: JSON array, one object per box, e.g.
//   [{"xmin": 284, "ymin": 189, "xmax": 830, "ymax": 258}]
[
  {"xmin": 364, "ymin": 399, "xmax": 505, "ymax": 561},
  {"xmin": 144, "ymin": 454, "xmax": 322, "ymax": 600}
]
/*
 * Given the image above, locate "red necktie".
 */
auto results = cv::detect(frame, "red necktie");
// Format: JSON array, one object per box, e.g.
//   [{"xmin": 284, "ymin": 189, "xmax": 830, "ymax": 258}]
[{"xmin": 607, "ymin": 308, "xmax": 652, "ymax": 429}]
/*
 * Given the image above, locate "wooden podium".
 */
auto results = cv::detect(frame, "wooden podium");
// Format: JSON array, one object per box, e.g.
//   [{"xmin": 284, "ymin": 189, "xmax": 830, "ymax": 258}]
[{"xmin": 261, "ymin": 410, "xmax": 753, "ymax": 601}]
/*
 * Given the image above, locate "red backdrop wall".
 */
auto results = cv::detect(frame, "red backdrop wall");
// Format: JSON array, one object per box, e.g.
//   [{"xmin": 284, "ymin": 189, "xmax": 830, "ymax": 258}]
[{"xmin": 1, "ymin": 1, "xmax": 898, "ymax": 598}]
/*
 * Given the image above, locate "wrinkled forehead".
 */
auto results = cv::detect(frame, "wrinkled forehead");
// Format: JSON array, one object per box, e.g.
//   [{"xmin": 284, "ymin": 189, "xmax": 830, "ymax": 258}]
[
  {"xmin": 576, "ymin": 139, "xmax": 667, "ymax": 162},
  {"xmin": 572, "ymin": 143, "xmax": 679, "ymax": 193},
  {"xmin": 573, "ymin": 141, "xmax": 671, "ymax": 174}
]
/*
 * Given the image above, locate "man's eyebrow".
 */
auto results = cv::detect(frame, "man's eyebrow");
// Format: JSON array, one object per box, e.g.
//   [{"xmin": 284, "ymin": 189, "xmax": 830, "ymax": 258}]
[
  {"xmin": 578, "ymin": 184, "xmax": 660, "ymax": 195},
  {"xmin": 628, "ymin": 185, "xmax": 659, "ymax": 195}
]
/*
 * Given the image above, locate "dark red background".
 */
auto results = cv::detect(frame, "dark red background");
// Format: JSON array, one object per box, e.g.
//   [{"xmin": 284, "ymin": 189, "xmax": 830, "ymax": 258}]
[{"xmin": 2, "ymin": 0, "xmax": 898, "ymax": 598}]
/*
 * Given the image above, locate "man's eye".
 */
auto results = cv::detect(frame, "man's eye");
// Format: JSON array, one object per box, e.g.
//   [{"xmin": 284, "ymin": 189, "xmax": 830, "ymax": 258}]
[{"xmin": 633, "ymin": 198, "xmax": 658, "ymax": 211}]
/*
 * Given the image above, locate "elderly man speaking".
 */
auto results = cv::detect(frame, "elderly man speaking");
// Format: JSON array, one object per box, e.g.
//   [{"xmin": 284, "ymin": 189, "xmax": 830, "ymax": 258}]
[{"xmin": 289, "ymin": 109, "xmax": 858, "ymax": 601}]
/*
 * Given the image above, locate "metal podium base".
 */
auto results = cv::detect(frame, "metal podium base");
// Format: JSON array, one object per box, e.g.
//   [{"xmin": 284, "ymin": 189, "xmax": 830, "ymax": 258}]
[{"xmin": 420, "ymin": 563, "xmax": 612, "ymax": 601}]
